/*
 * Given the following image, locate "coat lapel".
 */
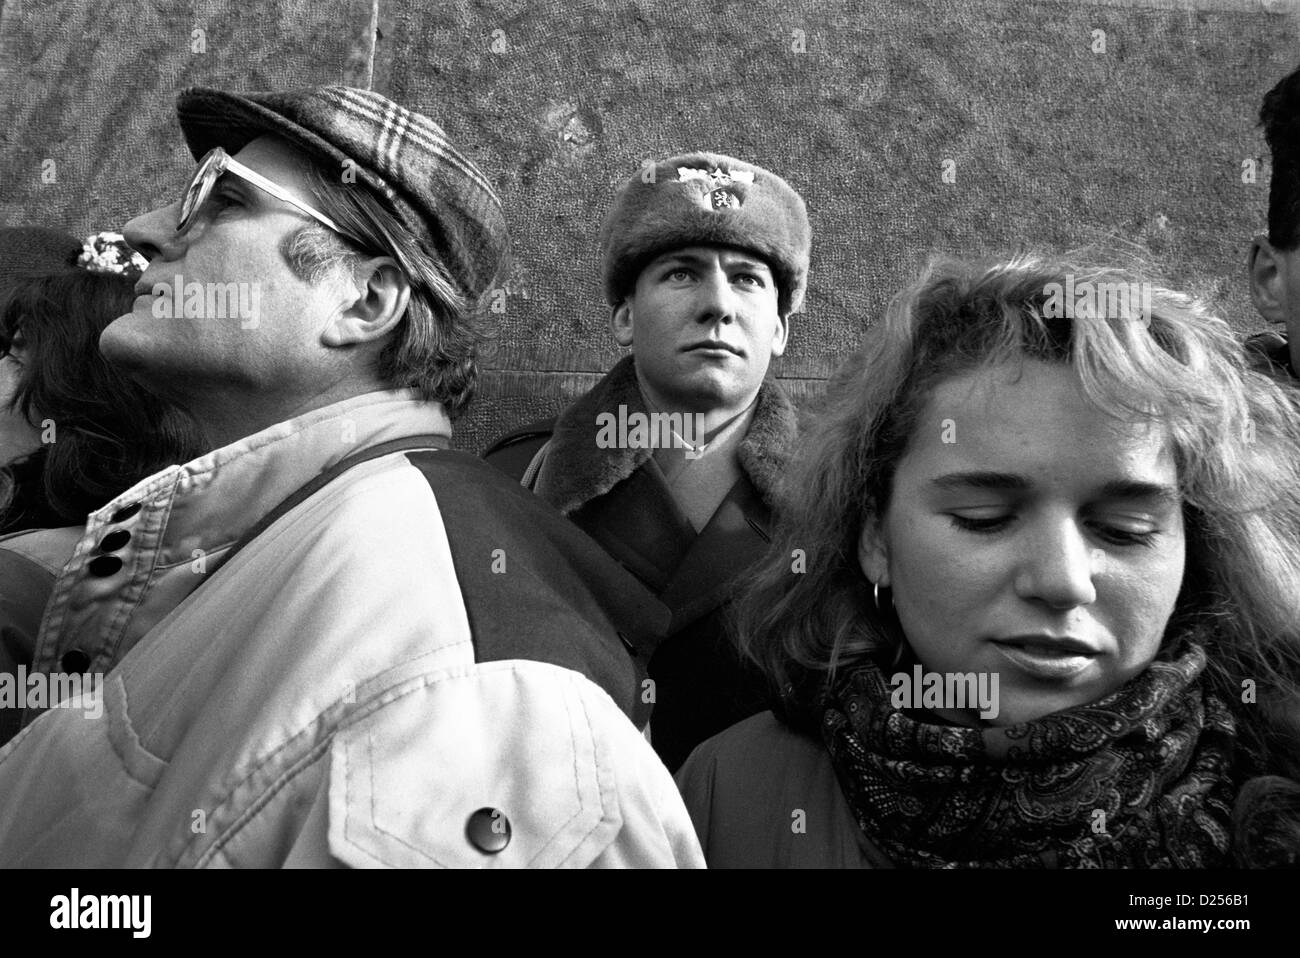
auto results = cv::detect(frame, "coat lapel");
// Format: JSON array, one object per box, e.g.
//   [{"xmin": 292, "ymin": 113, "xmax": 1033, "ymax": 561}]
[
  {"xmin": 658, "ymin": 476, "xmax": 772, "ymax": 632},
  {"xmin": 534, "ymin": 356, "xmax": 650, "ymax": 516},
  {"xmin": 535, "ymin": 355, "xmax": 799, "ymax": 630},
  {"xmin": 735, "ymin": 375, "xmax": 798, "ymax": 510},
  {"xmin": 568, "ymin": 460, "xmax": 697, "ymax": 592}
]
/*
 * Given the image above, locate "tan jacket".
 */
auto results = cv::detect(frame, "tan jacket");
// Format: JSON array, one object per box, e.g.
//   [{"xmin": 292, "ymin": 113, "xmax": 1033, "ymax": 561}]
[{"xmin": 0, "ymin": 391, "xmax": 704, "ymax": 868}]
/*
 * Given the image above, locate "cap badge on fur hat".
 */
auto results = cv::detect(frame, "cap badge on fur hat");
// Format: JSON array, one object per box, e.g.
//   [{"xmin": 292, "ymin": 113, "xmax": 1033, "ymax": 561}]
[{"xmin": 677, "ymin": 165, "xmax": 754, "ymax": 210}]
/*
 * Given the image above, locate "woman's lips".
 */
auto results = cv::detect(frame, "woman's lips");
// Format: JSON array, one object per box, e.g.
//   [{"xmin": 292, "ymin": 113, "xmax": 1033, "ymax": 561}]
[{"xmin": 990, "ymin": 639, "xmax": 1099, "ymax": 681}]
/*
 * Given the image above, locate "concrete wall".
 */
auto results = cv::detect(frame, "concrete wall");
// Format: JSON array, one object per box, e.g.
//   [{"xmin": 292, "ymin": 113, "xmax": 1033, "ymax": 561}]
[{"xmin": 2, "ymin": 0, "xmax": 1296, "ymax": 452}]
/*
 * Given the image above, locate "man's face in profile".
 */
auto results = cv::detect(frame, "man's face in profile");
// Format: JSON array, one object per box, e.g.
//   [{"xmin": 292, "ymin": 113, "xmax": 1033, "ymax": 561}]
[{"xmin": 103, "ymin": 135, "xmax": 351, "ymax": 398}]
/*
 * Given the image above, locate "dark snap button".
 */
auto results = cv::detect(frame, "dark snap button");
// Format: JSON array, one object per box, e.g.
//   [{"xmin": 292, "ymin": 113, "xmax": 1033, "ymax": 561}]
[
  {"xmin": 60, "ymin": 648, "xmax": 91, "ymax": 673},
  {"xmin": 98, "ymin": 530, "xmax": 131, "ymax": 552},
  {"xmin": 110, "ymin": 503, "xmax": 141, "ymax": 523},
  {"xmin": 87, "ymin": 555, "xmax": 123, "ymax": 577},
  {"xmin": 465, "ymin": 807, "xmax": 511, "ymax": 853}
]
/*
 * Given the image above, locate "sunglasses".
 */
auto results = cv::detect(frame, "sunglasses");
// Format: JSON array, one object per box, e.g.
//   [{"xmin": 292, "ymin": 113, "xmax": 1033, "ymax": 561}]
[{"xmin": 177, "ymin": 147, "xmax": 365, "ymax": 246}]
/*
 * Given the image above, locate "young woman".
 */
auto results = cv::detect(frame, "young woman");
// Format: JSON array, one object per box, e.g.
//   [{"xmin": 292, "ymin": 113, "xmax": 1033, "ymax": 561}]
[
  {"xmin": 676, "ymin": 252, "xmax": 1300, "ymax": 868},
  {"xmin": 0, "ymin": 228, "xmax": 203, "ymax": 743}
]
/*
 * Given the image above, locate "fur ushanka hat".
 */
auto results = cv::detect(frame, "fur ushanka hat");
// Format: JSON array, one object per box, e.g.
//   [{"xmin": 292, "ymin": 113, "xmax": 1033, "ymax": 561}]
[{"xmin": 598, "ymin": 152, "xmax": 811, "ymax": 317}]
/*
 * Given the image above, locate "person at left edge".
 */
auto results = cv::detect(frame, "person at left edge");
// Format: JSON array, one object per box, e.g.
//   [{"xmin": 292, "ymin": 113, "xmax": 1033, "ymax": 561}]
[
  {"xmin": 0, "ymin": 230, "xmax": 204, "ymax": 746},
  {"xmin": 0, "ymin": 86, "xmax": 703, "ymax": 868}
]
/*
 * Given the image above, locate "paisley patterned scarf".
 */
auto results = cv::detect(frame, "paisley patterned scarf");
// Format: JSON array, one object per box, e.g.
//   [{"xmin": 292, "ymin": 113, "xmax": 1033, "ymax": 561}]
[{"xmin": 819, "ymin": 631, "xmax": 1241, "ymax": 868}]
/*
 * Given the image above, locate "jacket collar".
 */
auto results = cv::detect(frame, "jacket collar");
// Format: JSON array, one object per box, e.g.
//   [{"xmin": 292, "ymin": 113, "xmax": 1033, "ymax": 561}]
[
  {"xmin": 33, "ymin": 390, "xmax": 451, "ymax": 675},
  {"xmin": 103, "ymin": 390, "xmax": 451, "ymax": 569},
  {"xmin": 535, "ymin": 355, "xmax": 798, "ymax": 515}
]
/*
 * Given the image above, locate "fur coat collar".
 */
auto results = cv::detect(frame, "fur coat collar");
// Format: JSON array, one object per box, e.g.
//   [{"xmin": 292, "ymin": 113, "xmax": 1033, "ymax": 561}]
[{"xmin": 535, "ymin": 356, "xmax": 798, "ymax": 516}]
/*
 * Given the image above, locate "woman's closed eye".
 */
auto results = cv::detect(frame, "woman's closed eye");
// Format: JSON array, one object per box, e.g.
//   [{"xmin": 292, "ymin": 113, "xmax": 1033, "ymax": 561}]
[
  {"xmin": 948, "ymin": 511, "xmax": 1162, "ymax": 548},
  {"xmin": 948, "ymin": 512, "xmax": 1011, "ymax": 534},
  {"xmin": 1087, "ymin": 517, "xmax": 1160, "ymax": 547}
]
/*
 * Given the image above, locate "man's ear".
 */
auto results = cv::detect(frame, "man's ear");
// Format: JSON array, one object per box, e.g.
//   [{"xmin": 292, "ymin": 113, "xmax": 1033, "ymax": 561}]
[
  {"xmin": 856, "ymin": 516, "xmax": 890, "ymax": 587},
  {"xmin": 770, "ymin": 313, "xmax": 790, "ymax": 359},
  {"xmin": 611, "ymin": 300, "xmax": 634, "ymax": 348},
  {"xmin": 320, "ymin": 257, "xmax": 411, "ymax": 347},
  {"xmin": 1248, "ymin": 234, "xmax": 1291, "ymax": 324}
]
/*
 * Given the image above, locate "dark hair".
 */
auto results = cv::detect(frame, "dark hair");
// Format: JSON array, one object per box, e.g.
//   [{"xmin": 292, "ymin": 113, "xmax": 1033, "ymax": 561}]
[
  {"xmin": 0, "ymin": 268, "xmax": 204, "ymax": 529},
  {"xmin": 1261, "ymin": 63, "xmax": 1300, "ymax": 251},
  {"xmin": 278, "ymin": 162, "xmax": 494, "ymax": 421}
]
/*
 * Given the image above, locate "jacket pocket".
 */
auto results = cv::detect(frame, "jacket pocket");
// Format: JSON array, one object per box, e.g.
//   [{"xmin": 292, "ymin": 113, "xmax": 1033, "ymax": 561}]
[{"xmin": 326, "ymin": 660, "xmax": 623, "ymax": 868}]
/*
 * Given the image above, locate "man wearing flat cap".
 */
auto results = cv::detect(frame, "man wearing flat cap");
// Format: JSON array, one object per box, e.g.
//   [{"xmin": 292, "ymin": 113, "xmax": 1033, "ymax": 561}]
[
  {"xmin": 486, "ymin": 153, "xmax": 806, "ymax": 772},
  {"xmin": 0, "ymin": 87, "xmax": 703, "ymax": 868}
]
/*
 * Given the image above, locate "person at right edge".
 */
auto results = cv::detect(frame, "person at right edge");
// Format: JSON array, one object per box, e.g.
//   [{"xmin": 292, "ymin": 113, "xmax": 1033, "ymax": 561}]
[
  {"xmin": 484, "ymin": 154, "xmax": 806, "ymax": 772},
  {"xmin": 1248, "ymin": 61, "xmax": 1300, "ymax": 382}
]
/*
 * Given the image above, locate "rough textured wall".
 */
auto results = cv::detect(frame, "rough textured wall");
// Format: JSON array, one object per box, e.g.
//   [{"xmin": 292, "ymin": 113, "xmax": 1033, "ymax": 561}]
[
  {"xmin": 0, "ymin": 0, "xmax": 377, "ymax": 238},
  {"xmin": 2, "ymin": 0, "xmax": 1297, "ymax": 453}
]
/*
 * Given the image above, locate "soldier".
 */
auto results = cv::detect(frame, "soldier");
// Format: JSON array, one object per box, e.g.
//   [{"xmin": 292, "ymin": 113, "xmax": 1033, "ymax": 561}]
[{"xmin": 486, "ymin": 153, "xmax": 807, "ymax": 771}]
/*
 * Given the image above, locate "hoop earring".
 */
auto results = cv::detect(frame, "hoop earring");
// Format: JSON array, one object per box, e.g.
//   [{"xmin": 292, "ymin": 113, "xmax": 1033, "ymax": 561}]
[{"xmin": 871, "ymin": 582, "xmax": 905, "ymax": 667}]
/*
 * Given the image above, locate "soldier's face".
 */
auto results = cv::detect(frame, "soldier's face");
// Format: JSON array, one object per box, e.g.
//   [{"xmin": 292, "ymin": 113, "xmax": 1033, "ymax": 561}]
[{"xmin": 613, "ymin": 245, "xmax": 787, "ymax": 415}]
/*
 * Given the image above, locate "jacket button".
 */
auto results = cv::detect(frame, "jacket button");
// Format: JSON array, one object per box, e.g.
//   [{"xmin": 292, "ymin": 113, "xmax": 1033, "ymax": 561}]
[
  {"xmin": 110, "ymin": 503, "xmax": 141, "ymax": 523},
  {"xmin": 60, "ymin": 649, "xmax": 91, "ymax": 673},
  {"xmin": 87, "ymin": 555, "xmax": 123, "ymax": 577},
  {"xmin": 98, "ymin": 530, "xmax": 131, "ymax": 552},
  {"xmin": 465, "ymin": 807, "xmax": 511, "ymax": 853}
]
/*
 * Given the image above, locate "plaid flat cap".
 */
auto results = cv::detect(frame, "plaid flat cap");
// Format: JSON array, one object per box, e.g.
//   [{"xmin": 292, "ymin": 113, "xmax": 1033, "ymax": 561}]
[{"xmin": 175, "ymin": 86, "xmax": 509, "ymax": 302}]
